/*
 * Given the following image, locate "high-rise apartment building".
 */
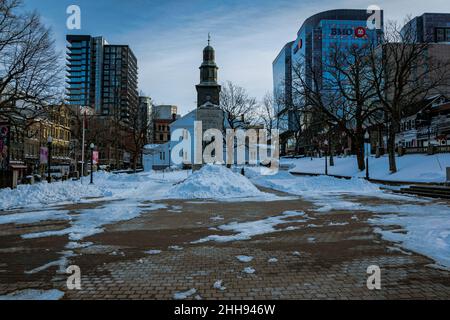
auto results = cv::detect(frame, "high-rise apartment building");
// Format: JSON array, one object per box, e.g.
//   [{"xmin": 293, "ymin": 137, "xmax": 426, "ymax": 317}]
[{"xmin": 66, "ymin": 35, "xmax": 138, "ymax": 121}]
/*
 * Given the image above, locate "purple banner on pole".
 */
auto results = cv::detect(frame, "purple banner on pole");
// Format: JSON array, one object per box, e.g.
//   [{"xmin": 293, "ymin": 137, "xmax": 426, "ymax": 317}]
[{"xmin": 40, "ymin": 147, "xmax": 49, "ymax": 165}]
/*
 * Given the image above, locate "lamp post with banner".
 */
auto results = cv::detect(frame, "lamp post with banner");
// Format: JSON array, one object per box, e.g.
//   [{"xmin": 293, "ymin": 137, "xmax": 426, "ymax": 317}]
[
  {"xmin": 47, "ymin": 136, "xmax": 53, "ymax": 183},
  {"xmin": 90, "ymin": 143, "xmax": 95, "ymax": 184},
  {"xmin": 324, "ymin": 139, "xmax": 328, "ymax": 176},
  {"xmin": 365, "ymin": 131, "xmax": 370, "ymax": 180}
]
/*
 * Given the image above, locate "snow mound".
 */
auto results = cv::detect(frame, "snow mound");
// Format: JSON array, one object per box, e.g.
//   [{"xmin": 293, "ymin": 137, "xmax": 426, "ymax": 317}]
[
  {"xmin": 251, "ymin": 170, "xmax": 380, "ymax": 196},
  {"xmin": 168, "ymin": 164, "xmax": 265, "ymax": 199},
  {"xmin": 0, "ymin": 181, "xmax": 107, "ymax": 211}
]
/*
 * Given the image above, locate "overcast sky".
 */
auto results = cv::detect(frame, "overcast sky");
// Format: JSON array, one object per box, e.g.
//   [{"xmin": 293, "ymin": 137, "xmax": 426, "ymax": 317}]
[{"xmin": 24, "ymin": 0, "xmax": 449, "ymax": 115}]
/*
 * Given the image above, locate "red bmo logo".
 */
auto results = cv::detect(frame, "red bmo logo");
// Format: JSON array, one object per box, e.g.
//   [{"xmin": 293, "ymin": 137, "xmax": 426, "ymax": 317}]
[{"xmin": 355, "ymin": 27, "xmax": 366, "ymax": 38}]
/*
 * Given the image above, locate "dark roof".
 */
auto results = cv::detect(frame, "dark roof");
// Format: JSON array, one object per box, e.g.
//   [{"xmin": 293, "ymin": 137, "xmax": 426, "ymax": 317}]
[{"xmin": 403, "ymin": 95, "xmax": 449, "ymax": 117}]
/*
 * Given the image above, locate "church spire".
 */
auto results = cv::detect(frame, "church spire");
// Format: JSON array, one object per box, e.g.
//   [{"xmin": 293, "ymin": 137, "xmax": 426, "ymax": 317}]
[
  {"xmin": 196, "ymin": 35, "xmax": 221, "ymax": 107},
  {"xmin": 200, "ymin": 35, "xmax": 218, "ymax": 84}
]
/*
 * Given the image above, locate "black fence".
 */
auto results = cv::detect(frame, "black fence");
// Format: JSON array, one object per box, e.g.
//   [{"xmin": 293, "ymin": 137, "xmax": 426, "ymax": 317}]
[{"xmin": 403, "ymin": 145, "xmax": 450, "ymax": 154}]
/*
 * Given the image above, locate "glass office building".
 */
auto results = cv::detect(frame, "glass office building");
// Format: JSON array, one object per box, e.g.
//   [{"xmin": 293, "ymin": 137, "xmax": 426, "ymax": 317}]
[
  {"xmin": 401, "ymin": 13, "xmax": 450, "ymax": 43},
  {"xmin": 272, "ymin": 41, "xmax": 293, "ymax": 133},
  {"xmin": 272, "ymin": 9, "xmax": 383, "ymax": 152},
  {"xmin": 291, "ymin": 9, "xmax": 383, "ymax": 91}
]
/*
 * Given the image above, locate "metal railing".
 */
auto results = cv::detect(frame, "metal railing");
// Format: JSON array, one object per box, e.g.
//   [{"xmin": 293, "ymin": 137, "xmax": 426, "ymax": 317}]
[{"xmin": 403, "ymin": 145, "xmax": 450, "ymax": 154}]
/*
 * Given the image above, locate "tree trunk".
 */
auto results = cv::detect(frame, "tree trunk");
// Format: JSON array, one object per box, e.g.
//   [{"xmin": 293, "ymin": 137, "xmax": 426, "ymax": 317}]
[
  {"xmin": 387, "ymin": 122, "xmax": 397, "ymax": 173},
  {"xmin": 355, "ymin": 134, "xmax": 365, "ymax": 171},
  {"xmin": 133, "ymin": 154, "xmax": 138, "ymax": 173}
]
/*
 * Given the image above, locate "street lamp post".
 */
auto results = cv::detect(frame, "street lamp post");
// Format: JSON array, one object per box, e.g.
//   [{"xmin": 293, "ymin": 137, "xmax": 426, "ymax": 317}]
[
  {"xmin": 168, "ymin": 147, "xmax": 171, "ymax": 170},
  {"xmin": 324, "ymin": 140, "xmax": 328, "ymax": 175},
  {"xmin": 90, "ymin": 143, "xmax": 94, "ymax": 184},
  {"xmin": 47, "ymin": 136, "xmax": 53, "ymax": 183},
  {"xmin": 365, "ymin": 131, "xmax": 370, "ymax": 180}
]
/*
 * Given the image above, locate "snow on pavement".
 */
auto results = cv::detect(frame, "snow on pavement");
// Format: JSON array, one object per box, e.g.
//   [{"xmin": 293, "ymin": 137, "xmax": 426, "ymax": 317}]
[
  {"xmin": 21, "ymin": 200, "xmax": 166, "ymax": 241},
  {"xmin": 0, "ymin": 289, "xmax": 64, "ymax": 300},
  {"xmin": 173, "ymin": 288, "xmax": 197, "ymax": 300},
  {"xmin": 368, "ymin": 204, "xmax": 450, "ymax": 269},
  {"xmin": 213, "ymin": 280, "xmax": 226, "ymax": 291},
  {"xmin": 193, "ymin": 210, "xmax": 307, "ymax": 243},
  {"xmin": 243, "ymin": 267, "xmax": 256, "ymax": 274},
  {"xmin": 0, "ymin": 209, "xmax": 71, "ymax": 225},
  {"xmin": 236, "ymin": 255, "xmax": 254, "ymax": 263},
  {"xmin": 249, "ymin": 168, "xmax": 450, "ymax": 268}
]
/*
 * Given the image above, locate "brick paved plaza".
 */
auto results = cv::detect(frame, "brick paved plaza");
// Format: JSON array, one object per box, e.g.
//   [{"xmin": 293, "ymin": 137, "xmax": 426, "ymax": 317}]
[{"xmin": 1, "ymin": 187, "xmax": 449, "ymax": 300}]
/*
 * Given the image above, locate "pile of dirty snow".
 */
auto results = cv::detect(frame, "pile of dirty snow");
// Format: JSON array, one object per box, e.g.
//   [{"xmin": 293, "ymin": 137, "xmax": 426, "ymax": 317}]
[
  {"xmin": 168, "ymin": 164, "xmax": 266, "ymax": 200},
  {"xmin": 0, "ymin": 180, "xmax": 107, "ymax": 211}
]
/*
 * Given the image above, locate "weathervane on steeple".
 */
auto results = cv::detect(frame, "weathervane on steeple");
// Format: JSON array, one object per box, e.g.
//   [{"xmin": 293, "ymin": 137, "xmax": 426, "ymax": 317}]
[{"xmin": 208, "ymin": 33, "xmax": 211, "ymax": 46}]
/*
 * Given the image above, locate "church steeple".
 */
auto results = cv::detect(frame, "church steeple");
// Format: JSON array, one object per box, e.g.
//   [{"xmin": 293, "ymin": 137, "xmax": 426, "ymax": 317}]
[
  {"xmin": 200, "ymin": 35, "xmax": 218, "ymax": 85},
  {"xmin": 196, "ymin": 35, "xmax": 221, "ymax": 107}
]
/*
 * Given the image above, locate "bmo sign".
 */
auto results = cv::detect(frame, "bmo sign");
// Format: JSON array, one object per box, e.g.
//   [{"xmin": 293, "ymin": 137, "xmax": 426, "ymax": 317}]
[
  {"xmin": 355, "ymin": 27, "xmax": 366, "ymax": 38},
  {"xmin": 330, "ymin": 26, "xmax": 367, "ymax": 38}
]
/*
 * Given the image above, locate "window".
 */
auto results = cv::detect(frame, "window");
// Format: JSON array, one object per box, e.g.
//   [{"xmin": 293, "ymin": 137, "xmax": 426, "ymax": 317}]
[
  {"xmin": 436, "ymin": 28, "xmax": 450, "ymax": 42},
  {"xmin": 436, "ymin": 28, "xmax": 445, "ymax": 42}
]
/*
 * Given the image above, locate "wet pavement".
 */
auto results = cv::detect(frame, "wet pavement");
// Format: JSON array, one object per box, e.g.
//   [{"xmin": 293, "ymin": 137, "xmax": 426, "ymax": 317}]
[{"xmin": 0, "ymin": 187, "xmax": 450, "ymax": 300}]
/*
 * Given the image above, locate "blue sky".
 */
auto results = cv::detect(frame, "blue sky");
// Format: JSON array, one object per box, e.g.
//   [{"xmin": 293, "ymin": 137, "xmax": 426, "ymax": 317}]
[{"xmin": 24, "ymin": 0, "xmax": 449, "ymax": 115}]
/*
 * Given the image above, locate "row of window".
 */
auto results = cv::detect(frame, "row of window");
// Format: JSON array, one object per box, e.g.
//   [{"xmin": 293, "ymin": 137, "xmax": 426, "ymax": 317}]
[
  {"xmin": 157, "ymin": 124, "xmax": 170, "ymax": 131},
  {"xmin": 400, "ymin": 119, "xmax": 417, "ymax": 131},
  {"xmin": 24, "ymin": 144, "xmax": 70, "ymax": 158},
  {"xmin": 156, "ymin": 133, "xmax": 170, "ymax": 141},
  {"xmin": 436, "ymin": 27, "xmax": 450, "ymax": 42}
]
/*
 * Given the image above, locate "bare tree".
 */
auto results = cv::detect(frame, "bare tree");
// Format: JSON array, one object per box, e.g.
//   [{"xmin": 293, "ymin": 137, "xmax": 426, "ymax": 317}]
[
  {"xmin": 0, "ymin": 0, "xmax": 63, "ymax": 126},
  {"xmin": 326, "ymin": 43, "xmax": 382, "ymax": 170},
  {"xmin": 219, "ymin": 81, "xmax": 258, "ymax": 129},
  {"xmin": 291, "ymin": 41, "xmax": 384, "ymax": 170},
  {"xmin": 127, "ymin": 100, "xmax": 151, "ymax": 172},
  {"xmin": 369, "ymin": 19, "xmax": 450, "ymax": 172},
  {"xmin": 258, "ymin": 92, "xmax": 276, "ymax": 135}
]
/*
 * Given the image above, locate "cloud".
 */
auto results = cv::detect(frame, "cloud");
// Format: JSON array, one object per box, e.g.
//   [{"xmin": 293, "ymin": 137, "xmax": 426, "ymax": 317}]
[{"xmin": 23, "ymin": 0, "xmax": 450, "ymax": 115}]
